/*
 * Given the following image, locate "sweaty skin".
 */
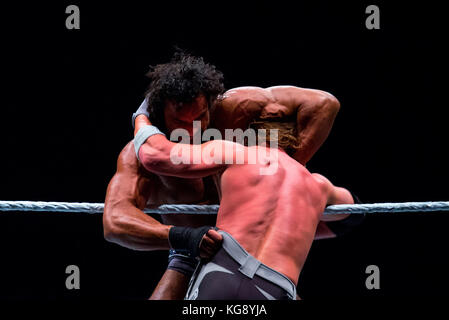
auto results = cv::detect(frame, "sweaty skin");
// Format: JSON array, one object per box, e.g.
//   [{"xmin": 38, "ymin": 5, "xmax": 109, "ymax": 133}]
[
  {"xmin": 104, "ymin": 86, "xmax": 340, "ymax": 298},
  {"xmin": 103, "ymin": 141, "xmax": 221, "ymax": 255},
  {"xmin": 216, "ymin": 151, "xmax": 351, "ymax": 284},
  {"xmin": 137, "ymin": 86, "xmax": 340, "ymax": 232},
  {"xmin": 138, "ymin": 135, "xmax": 353, "ymax": 285},
  {"xmin": 211, "ymin": 86, "xmax": 339, "ymax": 165}
]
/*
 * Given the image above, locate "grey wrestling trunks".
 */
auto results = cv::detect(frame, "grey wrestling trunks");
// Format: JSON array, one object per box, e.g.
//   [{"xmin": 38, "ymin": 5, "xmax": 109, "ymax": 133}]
[{"xmin": 185, "ymin": 231, "xmax": 297, "ymax": 300}]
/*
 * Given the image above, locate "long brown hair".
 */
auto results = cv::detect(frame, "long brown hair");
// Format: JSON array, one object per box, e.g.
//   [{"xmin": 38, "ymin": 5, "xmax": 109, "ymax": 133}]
[{"xmin": 249, "ymin": 120, "xmax": 300, "ymax": 156}]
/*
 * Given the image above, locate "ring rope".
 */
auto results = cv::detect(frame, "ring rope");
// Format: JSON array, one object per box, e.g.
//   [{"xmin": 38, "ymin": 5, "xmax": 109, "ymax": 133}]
[{"xmin": 0, "ymin": 201, "xmax": 448, "ymax": 215}]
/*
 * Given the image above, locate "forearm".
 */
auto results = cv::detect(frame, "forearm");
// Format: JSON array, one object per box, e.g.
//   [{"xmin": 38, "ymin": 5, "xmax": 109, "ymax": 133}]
[
  {"xmin": 104, "ymin": 202, "xmax": 171, "ymax": 251},
  {"xmin": 103, "ymin": 152, "xmax": 171, "ymax": 251},
  {"xmin": 140, "ymin": 141, "xmax": 230, "ymax": 178},
  {"xmin": 293, "ymin": 96, "xmax": 340, "ymax": 165},
  {"xmin": 135, "ymin": 127, "xmax": 232, "ymax": 178}
]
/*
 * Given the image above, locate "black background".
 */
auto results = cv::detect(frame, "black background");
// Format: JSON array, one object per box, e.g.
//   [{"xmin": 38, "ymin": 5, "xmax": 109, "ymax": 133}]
[{"xmin": 1, "ymin": 1, "xmax": 448, "ymax": 299}]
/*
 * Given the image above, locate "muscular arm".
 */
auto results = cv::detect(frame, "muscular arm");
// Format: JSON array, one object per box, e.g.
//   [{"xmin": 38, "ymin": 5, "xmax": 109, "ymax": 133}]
[
  {"xmin": 268, "ymin": 86, "xmax": 340, "ymax": 165},
  {"xmin": 214, "ymin": 86, "xmax": 339, "ymax": 165},
  {"xmin": 312, "ymin": 173, "xmax": 353, "ymax": 222},
  {"xmin": 103, "ymin": 142, "xmax": 171, "ymax": 251},
  {"xmin": 320, "ymin": 186, "xmax": 353, "ymax": 222},
  {"xmin": 312, "ymin": 173, "xmax": 361, "ymax": 240},
  {"xmin": 267, "ymin": 86, "xmax": 341, "ymax": 239},
  {"xmin": 135, "ymin": 127, "xmax": 244, "ymax": 179}
]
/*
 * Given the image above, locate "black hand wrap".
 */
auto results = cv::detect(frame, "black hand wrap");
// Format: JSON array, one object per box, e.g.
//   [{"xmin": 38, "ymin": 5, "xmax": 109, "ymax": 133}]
[
  {"xmin": 168, "ymin": 226, "xmax": 215, "ymax": 258},
  {"xmin": 326, "ymin": 191, "xmax": 366, "ymax": 237}
]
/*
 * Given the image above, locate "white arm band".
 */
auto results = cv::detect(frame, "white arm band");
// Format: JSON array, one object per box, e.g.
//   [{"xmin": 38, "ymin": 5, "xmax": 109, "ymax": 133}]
[{"xmin": 134, "ymin": 125, "xmax": 166, "ymax": 161}]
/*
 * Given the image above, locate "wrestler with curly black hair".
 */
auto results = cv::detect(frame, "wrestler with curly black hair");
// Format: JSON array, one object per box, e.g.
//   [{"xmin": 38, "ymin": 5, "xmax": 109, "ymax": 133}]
[{"xmin": 141, "ymin": 51, "xmax": 225, "ymax": 133}]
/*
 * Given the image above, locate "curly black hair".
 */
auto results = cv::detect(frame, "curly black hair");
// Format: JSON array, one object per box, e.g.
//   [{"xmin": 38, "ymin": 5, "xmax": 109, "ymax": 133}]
[{"xmin": 145, "ymin": 52, "xmax": 225, "ymax": 133}]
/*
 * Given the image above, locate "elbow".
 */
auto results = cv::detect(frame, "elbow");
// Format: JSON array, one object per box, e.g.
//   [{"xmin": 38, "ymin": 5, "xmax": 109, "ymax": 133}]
[
  {"xmin": 103, "ymin": 225, "xmax": 117, "ymax": 243},
  {"xmin": 305, "ymin": 93, "xmax": 340, "ymax": 124},
  {"xmin": 319, "ymin": 92, "xmax": 340, "ymax": 115},
  {"xmin": 329, "ymin": 96, "xmax": 340, "ymax": 114},
  {"xmin": 303, "ymin": 90, "xmax": 341, "ymax": 119},
  {"xmin": 103, "ymin": 220, "xmax": 118, "ymax": 243},
  {"xmin": 329, "ymin": 97, "xmax": 340, "ymax": 114}
]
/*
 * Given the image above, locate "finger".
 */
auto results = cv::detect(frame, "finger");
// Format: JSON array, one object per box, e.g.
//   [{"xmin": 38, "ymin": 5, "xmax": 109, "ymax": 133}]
[
  {"xmin": 203, "ymin": 239, "xmax": 219, "ymax": 253},
  {"xmin": 201, "ymin": 235, "xmax": 215, "ymax": 247},
  {"xmin": 207, "ymin": 229, "xmax": 223, "ymax": 243},
  {"xmin": 200, "ymin": 238, "xmax": 220, "ymax": 256}
]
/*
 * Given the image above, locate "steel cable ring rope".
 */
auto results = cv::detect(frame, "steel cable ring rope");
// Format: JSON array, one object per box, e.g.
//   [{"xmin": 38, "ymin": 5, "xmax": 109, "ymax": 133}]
[{"xmin": 0, "ymin": 201, "xmax": 448, "ymax": 215}]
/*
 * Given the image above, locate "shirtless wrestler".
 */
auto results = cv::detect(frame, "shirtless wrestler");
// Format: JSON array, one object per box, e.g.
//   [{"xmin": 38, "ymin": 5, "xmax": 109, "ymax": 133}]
[
  {"xmin": 103, "ymin": 53, "xmax": 345, "ymax": 299},
  {"xmin": 132, "ymin": 119, "xmax": 358, "ymax": 299}
]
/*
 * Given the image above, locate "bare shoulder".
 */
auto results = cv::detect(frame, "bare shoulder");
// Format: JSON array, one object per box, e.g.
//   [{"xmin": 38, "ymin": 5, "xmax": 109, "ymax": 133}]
[
  {"xmin": 117, "ymin": 141, "xmax": 137, "ymax": 167},
  {"xmin": 222, "ymin": 85, "xmax": 336, "ymax": 100},
  {"xmin": 220, "ymin": 86, "xmax": 272, "ymax": 105},
  {"xmin": 267, "ymin": 85, "xmax": 335, "ymax": 97},
  {"xmin": 116, "ymin": 141, "xmax": 153, "ymax": 178},
  {"xmin": 211, "ymin": 87, "xmax": 273, "ymax": 126},
  {"xmin": 219, "ymin": 85, "xmax": 326, "ymax": 105},
  {"xmin": 219, "ymin": 86, "xmax": 338, "ymax": 113},
  {"xmin": 267, "ymin": 85, "xmax": 337, "ymax": 106},
  {"xmin": 106, "ymin": 142, "xmax": 157, "ymax": 209},
  {"xmin": 310, "ymin": 173, "xmax": 332, "ymax": 193},
  {"xmin": 222, "ymin": 86, "xmax": 267, "ymax": 97}
]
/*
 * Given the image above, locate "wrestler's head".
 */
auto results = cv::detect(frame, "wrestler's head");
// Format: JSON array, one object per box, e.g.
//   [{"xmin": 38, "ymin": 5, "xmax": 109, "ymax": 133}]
[
  {"xmin": 144, "ymin": 52, "xmax": 224, "ymax": 137},
  {"xmin": 249, "ymin": 120, "xmax": 300, "ymax": 156}
]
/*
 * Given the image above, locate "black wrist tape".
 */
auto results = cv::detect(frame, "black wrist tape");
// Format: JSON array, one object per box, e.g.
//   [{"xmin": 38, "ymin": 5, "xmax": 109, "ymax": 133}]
[{"xmin": 168, "ymin": 226, "xmax": 214, "ymax": 258}]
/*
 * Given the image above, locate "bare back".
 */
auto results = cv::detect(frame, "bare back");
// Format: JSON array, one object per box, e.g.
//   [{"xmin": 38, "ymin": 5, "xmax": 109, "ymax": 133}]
[{"xmin": 216, "ymin": 148, "xmax": 327, "ymax": 284}]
